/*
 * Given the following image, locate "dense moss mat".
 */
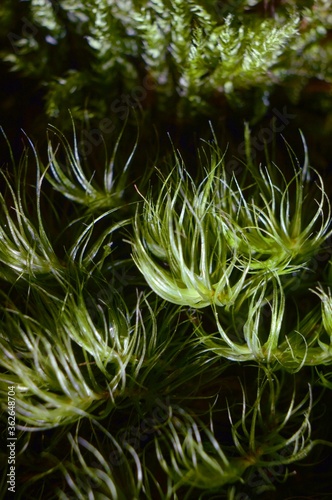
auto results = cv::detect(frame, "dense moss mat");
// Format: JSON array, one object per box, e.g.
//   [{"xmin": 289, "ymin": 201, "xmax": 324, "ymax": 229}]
[{"xmin": 1, "ymin": 1, "xmax": 332, "ymax": 499}]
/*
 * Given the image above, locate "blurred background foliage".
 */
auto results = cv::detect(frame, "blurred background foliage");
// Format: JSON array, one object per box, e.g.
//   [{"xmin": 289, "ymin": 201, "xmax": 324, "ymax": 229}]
[
  {"xmin": 1, "ymin": 1, "xmax": 332, "ymax": 499},
  {"xmin": 1, "ymin": 0, "xmax": 332, "ymax": 171}
]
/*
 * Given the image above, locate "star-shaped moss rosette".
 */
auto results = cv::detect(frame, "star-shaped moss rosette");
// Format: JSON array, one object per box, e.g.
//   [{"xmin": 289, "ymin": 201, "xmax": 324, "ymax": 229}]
[
  {"xmin": 0, "ymin": 126, "xmax": 133, "ymax": 292},
  {"xmin": 132, "ymin": 132, "xmax": 331, "ymax": 310},
  {"xmin": 153, "ymin": 369, "xmax": 326, "ymax": 497},
  {"xmin": 26, "ymin": 368, "xmax": 325, "ymax": 499},
  {"xmin": 196, "ymin": 276, "xmax": 332, "ymax": 370},
  {"xmin": 0, "ymin": 129, "xmax": 65, "ymax": 284},
  {"xmin": 235, "ymin": 131, "xmax": 332, "ymax": 274},
  {"xmin": 133, "ymin": 164, "xmax": 251, "ymax": 309},
  {"xmin": 46, "ymin": 118, "xmax": 137, "ymax": 213},
  {"xmin": 0, "ymin": 284, "xmax": 190, "ymax": 430}
]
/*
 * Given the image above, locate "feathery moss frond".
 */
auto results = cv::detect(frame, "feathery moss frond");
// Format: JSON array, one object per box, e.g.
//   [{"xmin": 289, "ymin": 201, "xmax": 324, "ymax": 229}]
[{"xmin": 2, "ymin": 0, "xmax": 312, "ymax": 122}]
